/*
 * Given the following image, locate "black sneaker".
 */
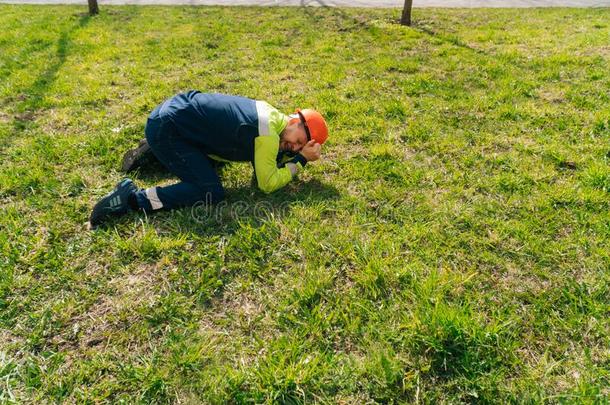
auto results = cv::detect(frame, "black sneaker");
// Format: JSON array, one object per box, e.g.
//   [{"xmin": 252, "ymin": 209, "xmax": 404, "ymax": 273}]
[
  {"xmin": 121, "ymin": 138, "xmax": 155, "ymax": 173},
  {"xmin": 89, "ymin": 178, "xmax": 137, "ymax": 227}
]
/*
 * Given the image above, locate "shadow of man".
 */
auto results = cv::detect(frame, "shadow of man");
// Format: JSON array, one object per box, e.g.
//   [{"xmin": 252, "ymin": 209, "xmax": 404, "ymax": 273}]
[{"xmin": 141, "ymin": 177, "xmax": 341, "ymax": 238}]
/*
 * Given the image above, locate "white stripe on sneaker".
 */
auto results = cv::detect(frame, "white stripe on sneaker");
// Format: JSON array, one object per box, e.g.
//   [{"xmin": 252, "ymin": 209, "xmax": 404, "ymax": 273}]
[
  {"xmin": 110, "ymin": 196, "xmax": 120, "ymax": 208},
  {"xmin": 145, "ymin": 187, "xmax": 163, "ymax": 210}
]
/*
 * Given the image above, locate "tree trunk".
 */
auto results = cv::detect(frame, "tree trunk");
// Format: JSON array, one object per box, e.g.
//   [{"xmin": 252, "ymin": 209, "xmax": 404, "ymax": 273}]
[
  {"xmin": 88, "ymin": 0, "xmax": 99, "ymax": 16},
  {"xmin": 400, "ymin": 0, "xmax": 413, "ymax": 26}
]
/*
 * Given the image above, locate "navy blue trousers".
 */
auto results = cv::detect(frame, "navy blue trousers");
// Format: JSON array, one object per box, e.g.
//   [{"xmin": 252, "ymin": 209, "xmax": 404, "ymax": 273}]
[{"xmin": 133, "ymin": 112, "xmax": 225, "ymax": 212}]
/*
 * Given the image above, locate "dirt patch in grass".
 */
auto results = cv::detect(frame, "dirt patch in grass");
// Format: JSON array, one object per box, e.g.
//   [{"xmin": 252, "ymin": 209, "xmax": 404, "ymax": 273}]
[
  {"xmin": 54, "ymin": 263, "xmax": 168, "ymax": 351},
  {"xmin": 0, "ymin": 111, "xmax": 11, "ymax": 124},
  {"xmin": 0, "ymin": 329, "xmax": 25, "ymax": 349},
  {"xmin": 537, "ymin": 88, "xmax": 566, "ymax": 104},
  {"xmin": 494, "ymin": 263, "xmax": 552, "ymax": 297},
  {"xmin": 199, "ymin": 278, "xmax": 276, "ymax": 344}
]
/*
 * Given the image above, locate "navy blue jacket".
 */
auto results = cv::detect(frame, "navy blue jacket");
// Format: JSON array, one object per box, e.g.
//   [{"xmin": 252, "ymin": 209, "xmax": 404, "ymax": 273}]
[{"xmin": 154, "ymin": 91, "xmax": 259, "ymax": 162}]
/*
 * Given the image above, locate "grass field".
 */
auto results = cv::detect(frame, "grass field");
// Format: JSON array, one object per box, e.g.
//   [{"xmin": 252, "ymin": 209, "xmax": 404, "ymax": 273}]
[{"xmin": 1, "ymin": 4, "xmax": 609, "ymax": 403}]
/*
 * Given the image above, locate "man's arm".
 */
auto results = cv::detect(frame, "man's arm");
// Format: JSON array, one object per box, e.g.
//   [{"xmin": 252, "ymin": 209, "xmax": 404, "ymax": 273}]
[
  {"xmin": 277, "ymin": 150, "xmax": 308, "ymax": 168},
  {"xmin": 253, "ymin": 101, "xmax": 307, "ymax": 193},
  {"xmin": 254, "ymin": 135, "xmax": 304, "ymax": 193}
]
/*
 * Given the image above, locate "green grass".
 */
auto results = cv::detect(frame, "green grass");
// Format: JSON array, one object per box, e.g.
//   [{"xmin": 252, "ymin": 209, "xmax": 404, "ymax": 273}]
[{"xmin": 1, "ymin": 4, "xmax": 609, "ymax": 403}]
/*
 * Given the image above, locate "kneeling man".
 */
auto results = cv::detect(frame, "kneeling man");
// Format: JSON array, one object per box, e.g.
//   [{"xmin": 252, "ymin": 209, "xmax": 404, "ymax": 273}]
[{"xmin": 89, "ymin": 91, "xmax": 328, "ymax": 227}]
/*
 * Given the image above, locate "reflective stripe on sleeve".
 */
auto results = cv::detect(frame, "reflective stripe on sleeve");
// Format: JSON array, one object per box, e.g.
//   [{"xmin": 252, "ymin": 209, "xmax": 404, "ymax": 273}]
[{"xmin": 255, "ymin": 100, "xmax": 271, "ymax": 136}]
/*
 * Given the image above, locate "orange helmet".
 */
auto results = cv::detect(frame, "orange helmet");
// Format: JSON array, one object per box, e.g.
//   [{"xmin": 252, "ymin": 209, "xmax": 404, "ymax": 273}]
[{"xmin": 296, "ymin": 108, "xmax": 328, "ymax": 145}]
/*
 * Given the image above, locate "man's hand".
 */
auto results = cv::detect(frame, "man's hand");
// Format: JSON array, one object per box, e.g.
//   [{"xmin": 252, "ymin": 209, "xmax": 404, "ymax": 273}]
[{"xmin": 300, "ymin": 140, "xmax": 321, "ymax": 162}]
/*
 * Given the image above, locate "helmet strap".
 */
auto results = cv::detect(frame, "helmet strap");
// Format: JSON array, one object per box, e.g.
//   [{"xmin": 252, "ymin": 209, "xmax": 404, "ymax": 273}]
[{"xmin": 297, "ymin": 110, "xmax": 312, "ymax": 141}]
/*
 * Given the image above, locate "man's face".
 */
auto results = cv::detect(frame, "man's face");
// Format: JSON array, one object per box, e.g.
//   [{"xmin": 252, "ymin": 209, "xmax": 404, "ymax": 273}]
[{"xmin": 279, "ymin": 122, "xmax": 308, "ymax": 153}]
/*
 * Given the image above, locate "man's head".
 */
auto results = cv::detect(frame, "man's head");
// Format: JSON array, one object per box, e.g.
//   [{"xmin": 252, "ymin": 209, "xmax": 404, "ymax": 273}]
[
  {"xmin": 280, "ymin": 119, "xmax": 308, "ymax": 152},
  {"xmin": 279, "ymin": 109, "xmax": 328, "ymax": 153}
]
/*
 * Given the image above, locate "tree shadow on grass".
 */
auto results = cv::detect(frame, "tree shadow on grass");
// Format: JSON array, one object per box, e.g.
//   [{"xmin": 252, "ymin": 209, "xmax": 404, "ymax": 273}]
[
  {"xmin": 0, "ymin": 13, "xmax": 91, "ymax": 155},
  {"xmin": 412, "ymin": 22, "xmax": 490, "ymax": 55},
  {"xmin": 295, "ymin": 0, "xmax": 492, "ymax": 58},
  {"xmin": 295, "ymin": 0, "xmax": 373, "ymax": 32}
]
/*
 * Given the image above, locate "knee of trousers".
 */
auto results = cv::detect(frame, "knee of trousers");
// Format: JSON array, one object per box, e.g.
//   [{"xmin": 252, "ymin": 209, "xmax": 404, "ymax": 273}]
[
  {"xmin": 144, "ymin": 118, "xmax": 159, "ymax": 142},
  {"xmin": 195, "ymin": 185, "xmax": 225, "ymax": 205}
]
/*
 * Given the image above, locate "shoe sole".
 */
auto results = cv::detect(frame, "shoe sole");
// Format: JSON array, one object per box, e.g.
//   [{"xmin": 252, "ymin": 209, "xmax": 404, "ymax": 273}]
[{"xmin": 121, "ymin": 141, "xmax": 153, "ymax": 173}]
